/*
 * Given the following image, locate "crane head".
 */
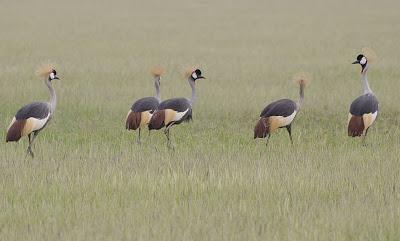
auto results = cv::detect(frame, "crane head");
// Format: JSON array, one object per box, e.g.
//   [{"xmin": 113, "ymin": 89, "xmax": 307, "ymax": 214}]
[
  {"xmin": 352, "ymin": 54, "xmax": 368, "ymax": 72},
  {"xmin": 191, "ymin": 69, "xmax": 206, "ymax": 81},
  {"xmin": 49, "ymin": 69, "xmax": 60, "ymax": 81}
]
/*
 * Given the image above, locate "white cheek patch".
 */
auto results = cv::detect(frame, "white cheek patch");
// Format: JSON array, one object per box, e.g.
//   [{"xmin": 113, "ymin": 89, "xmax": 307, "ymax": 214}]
[
  {"xmin": 360, "ymin": 57, "xmax": 367, "ymax": 65},
  {"xmin": 191, "ymin": 73, "xmax": 197, "ymax": 79},
  {"xmin": 49, "ymin": 73, "xmax": 55, "ymax": 79}
]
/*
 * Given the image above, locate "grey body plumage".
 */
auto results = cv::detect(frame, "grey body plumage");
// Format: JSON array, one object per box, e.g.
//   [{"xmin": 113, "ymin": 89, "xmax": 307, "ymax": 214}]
[
  {"xmin": 260, "ymin": 99, "xmax": 297, "ymax": 118},
  {"xmin": 130, "ymin": 73, "xmax": 161, "ymax": 113},
  {"xmin": 159, "ymin": 98, "xmax": 192, "ymax": 113},
  {"xmin": 15, "ymin": 102, "xmax": 51, "ymax": 120},
  {"xmin": 131, "ymin": 97, "xmax": 159, "ymax": 113},
  {"xmin": 349, "ymin": 93, "xmax": 378, "ymax": 116}
]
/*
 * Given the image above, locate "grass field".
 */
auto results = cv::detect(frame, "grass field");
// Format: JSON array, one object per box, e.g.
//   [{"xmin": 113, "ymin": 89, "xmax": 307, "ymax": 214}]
[{"xmin": 1, "ymin": 0, "xmax": 400, "ymax": 240}]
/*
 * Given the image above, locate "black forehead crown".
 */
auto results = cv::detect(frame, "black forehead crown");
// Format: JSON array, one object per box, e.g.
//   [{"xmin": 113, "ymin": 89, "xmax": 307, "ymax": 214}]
[
  {"xmin": 52, "ymin": 69, "xmax": 57, "ymax": 75},
  {"xmin": 356, "ymin": 54, "xmax": 365, "ymax": 61},
  {"xmin": 194, "ymin": 69, "xmax": 201, "ymax": 76}
]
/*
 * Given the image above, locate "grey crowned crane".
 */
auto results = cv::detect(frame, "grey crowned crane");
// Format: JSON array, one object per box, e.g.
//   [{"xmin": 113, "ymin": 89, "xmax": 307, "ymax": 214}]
[
  {"xmin": 254, "ymin": 73, "xmax": 308, "ymax": 146},
  {"xmin": 348, "ymin": 52, "xmax": 379, "ymax": 141},
  {"xmin": 6, "ymin": 65, "xmax": 60, "ymax": 157},
  {"xmin": 125, "ymin": 67, "xmax": 163, "ymax": 143},
  {"xmin": 148, "ymin": 69, "xmax": 206, "ymax": 147}
]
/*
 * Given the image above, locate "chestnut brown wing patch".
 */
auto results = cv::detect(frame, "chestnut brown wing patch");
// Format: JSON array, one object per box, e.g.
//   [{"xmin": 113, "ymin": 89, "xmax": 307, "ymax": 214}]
[
  {"xmin": 126, "ymin": 111, "xmax": 141, "ymax": 130},
  {"xmin": 6, "ymin": 119, "xmax": 26, "ymax": 142},
  {"xmin": 254, "ymin": 117, "xmax": 269, "ymax": 139},
  {"xmin": 148, "ymin": 110, "xmax": 166, "ymax": 130},
  {"xmin": 348, "ymin": 115, "xmax": 364, "ymax": 137}
]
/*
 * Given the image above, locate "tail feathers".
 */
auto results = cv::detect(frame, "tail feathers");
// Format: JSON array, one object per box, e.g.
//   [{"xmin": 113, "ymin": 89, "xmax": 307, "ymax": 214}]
[
  {"xmin": 254, "ymin": 117, "xmax": 269, "ymax": 139},
  {"xmin": 148, "ymin": 110, "xmax": 165, "ymax": 130},
  {"xmin": 126, "ymin": 111, "xmax": 141, "ymax": 130},
  {"xmin": 6, "ymin": 119, "xmax": 26, "ymax": 142},
  {"xmin": 348, "ymin": 115, "xmax": 364, "ymax": 137}
]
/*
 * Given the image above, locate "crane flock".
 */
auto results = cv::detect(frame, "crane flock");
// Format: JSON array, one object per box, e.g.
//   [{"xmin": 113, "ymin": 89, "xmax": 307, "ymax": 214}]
[{"xmin": 5, "ymin": 49, "xmax": 379, "ymax": 156}]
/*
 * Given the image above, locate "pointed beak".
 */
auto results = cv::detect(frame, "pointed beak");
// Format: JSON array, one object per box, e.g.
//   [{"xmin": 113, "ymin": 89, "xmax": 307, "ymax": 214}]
[
  {"xmin": 352, "ymin": 61, "xmax": 359, "ymax": 64},
  {"xmin": 198, "ymin": 76, "xmax": 206, "ymax": 79},
  {"xmin": 54, "ymin": 76, "xmax": 60, "ymax": 80}
]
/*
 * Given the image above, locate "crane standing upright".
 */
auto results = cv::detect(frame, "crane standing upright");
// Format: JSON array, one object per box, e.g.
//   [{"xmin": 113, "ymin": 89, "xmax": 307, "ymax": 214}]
[
  {"xmin": 148, "ymin": 69, "xmax": 206, "ymax": 148},
  {"xmin": 348, "ymin": 50, "xmax": 379, "ymax": 141},
  {"xmin": 125, "ymin": 67, "xmax": 163, "ymax": 143},
  {"xmin": 6, "ymin": 64, "xmax": 60, "ymax": 157}
]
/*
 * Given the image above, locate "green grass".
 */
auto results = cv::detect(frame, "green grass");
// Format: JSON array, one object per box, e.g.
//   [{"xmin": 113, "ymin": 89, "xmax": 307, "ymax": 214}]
[{"xmin": 1, "ymin": 0, "xmax": 400, "ymax": 240}]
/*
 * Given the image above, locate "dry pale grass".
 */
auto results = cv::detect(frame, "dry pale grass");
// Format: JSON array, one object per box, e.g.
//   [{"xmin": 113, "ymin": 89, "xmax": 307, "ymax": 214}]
[{"xmin": 0, "ymin": 0, "xmax": 399, "ymax": 240}]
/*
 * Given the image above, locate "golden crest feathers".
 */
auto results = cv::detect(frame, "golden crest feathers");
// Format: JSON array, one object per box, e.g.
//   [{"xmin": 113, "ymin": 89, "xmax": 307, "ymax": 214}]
[
  {"xmin": 184, "ymin": 67, "xmax": 196, "ymax": 78},
  {"xmin": 293, "ymin": 71, "xmax": 310, "ymax": 87},
  {"xmin": 362, "ymin": 47, "xmax": 378, "ymax": 64},
  {"xmin": 36, "ymin": 63, "xmax": 55, "ymax": 78},
  {"xmin": 150, "ymin": 66, "xmax": 164, "ymax": 77}
]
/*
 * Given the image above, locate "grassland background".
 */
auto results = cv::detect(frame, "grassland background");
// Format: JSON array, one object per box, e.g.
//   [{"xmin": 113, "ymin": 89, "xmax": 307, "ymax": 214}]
[{"xmin": 1, "ymin": 0, "xmax": 400, "ymax": 240}]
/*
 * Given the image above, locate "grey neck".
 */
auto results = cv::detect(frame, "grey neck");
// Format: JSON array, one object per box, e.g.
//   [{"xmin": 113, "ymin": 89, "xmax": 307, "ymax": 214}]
[
  {"xmin": 188, "ymin": 77, "xmax": 196, "ymax": 105},
  {"xmin": 154, "ymin": 76, "xmax": 161, "ymax": 102},
  {"xmin": 298, "ymin": 84, "xmax": 304, "ymax": 109},
  {"xmin": 45, "ymin": 78, "xmax": 57, "ymax": 114},
  {"xmin": 361, "ymin": 64, "xmax": 372, "ymax": 94}
]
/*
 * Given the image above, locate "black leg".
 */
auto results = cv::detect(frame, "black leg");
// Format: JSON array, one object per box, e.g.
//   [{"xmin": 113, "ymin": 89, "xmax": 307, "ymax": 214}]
[
  {"xmin": 26, "ymin": 133, "xmax": 34, "ymax": 158},
  {"xmin": 265, "ymin": 134, "xmax": 270, "ymax": 147},
  {"xmin": 363, "ymin": 128, "xmax": 370, "ymax": 145},
  {"xmin": 164, "ymin": 128, "xmax": 170, "ymax": 144},
  {"xmin": 286, "ymin": 125, "xmax": 293, "ymax": 145},
  {"xmin": 137, "ymin": 128, "xmax": 141, "ymax": 144},
  {"xmin": 164, "ymin": 126, "xmax": 175, "ymax": 150},
  {"xmin": 26, "ymin": 134, "xmax": 32, "ymax": 157},
  {"xmin": 30, "ymin": 131, "xmax": 40, "ymax": 158}
]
